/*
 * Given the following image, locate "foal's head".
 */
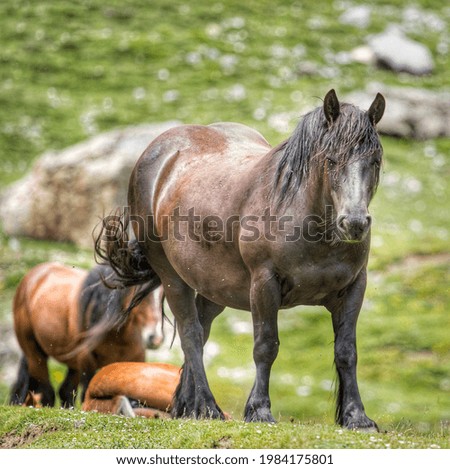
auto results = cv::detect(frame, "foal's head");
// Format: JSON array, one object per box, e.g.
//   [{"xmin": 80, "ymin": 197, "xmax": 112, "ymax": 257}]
[{"xmin": 125, "ymin": 284, "xmax": 165, "ymax": 350}]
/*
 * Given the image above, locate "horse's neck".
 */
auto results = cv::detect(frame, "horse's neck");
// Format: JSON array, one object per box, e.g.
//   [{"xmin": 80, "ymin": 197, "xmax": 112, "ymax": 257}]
[
  {"xmin": 258, "ymin": 142, "xmax": 327, "ymax": 214},
  {"xmin": 273, "ymin": 169, "xmax": 330, "ymax": 219}
]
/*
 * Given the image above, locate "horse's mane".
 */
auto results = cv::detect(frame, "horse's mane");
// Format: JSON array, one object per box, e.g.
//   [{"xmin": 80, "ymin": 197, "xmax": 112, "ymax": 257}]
[
  {"xmin": 79, "ymin": 261, "xmax": 160, "ymax": 330},
  {"xmin": 70, "ymin": 263, "xmax": 151, "ymax": 356},
  {"xmin": 78, "ymin": 264, "xmax": 122, "ymax": 331},
  {"xmin": 271, "ymin": 103, "xmax": 382, "ymax": 208}
]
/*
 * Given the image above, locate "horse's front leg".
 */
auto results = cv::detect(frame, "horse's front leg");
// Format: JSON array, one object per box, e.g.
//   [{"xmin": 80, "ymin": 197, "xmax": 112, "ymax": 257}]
[
  {"xmin": 326, "ymin": 269, "xmax": 378, "ymax": 431},
  {"xmin": 244, "ymin": 269, "xmax": 281, "ymax": 423}
]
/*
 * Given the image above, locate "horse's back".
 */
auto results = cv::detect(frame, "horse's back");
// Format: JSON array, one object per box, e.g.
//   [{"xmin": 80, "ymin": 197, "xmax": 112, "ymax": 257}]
[
  {"xmin": 144, "ymin": 122, "xmax": 270, "ymax": 162},
  {"xmin": 13, "ymin": 262, "xmax": 87, "ymax": 362},
  {"xmin": 132, "ymin": 122, "xmax": 271, "ymax": 212},
  {"xmin": 19, "ymin": 262, "xmax": 85, "ymax": 311},
  {"xmin": 14, "ymin": 262, "xmax": 84, "ymax": 314},
  {"xmin": 208, "ymin": 122, "xmax": 270, "ymax": 150}
]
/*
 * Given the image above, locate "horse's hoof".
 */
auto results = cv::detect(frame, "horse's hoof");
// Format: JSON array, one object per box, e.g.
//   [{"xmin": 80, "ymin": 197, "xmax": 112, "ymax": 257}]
[
  {"xmin": 342, "ymin": 417, "xmax": 379, "ymax": 433},
  {"xmin": 345, "ymin": 424, "xmax": 379, "ymax": 433},
  {"xmin": 196, "ymin": 403, "xmax": 225, "ymax": 420},
  {"xmin": 116, "ymin": 396, "xmax": 136, "ymax": 418},
  {"xmin": 244, "ymin": 407, "xmax": 276, "ymax": 423},
  {"xmin": 171, "ymin": 402, "xmax": 224, "ymax": 420}
]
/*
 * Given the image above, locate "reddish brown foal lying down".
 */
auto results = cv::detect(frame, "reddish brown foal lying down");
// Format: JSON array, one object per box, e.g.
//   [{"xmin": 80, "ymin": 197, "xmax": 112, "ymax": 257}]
[{"xmin": 82, "ymin": 362, "xmax": 180, "ymax": 418}]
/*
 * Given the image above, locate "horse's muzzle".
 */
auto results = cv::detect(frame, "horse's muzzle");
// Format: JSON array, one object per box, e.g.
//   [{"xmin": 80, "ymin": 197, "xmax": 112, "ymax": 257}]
[
  {"xmin": 145, "ymin": 333, "xmax": 164, "ymax": 350},
  {"xmin": 337, "ymin": 214, "xmax": 371, "ymax": 242}
]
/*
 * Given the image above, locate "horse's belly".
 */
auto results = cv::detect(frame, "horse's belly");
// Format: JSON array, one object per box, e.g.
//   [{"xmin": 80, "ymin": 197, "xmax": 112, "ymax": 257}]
[
  {"xmin": 281, "ymin": 263, "xmax": 360, "ymax": 307},
  {"xmin": 164, "ymin": 244, "xmax": 252, "ymax": 310}
]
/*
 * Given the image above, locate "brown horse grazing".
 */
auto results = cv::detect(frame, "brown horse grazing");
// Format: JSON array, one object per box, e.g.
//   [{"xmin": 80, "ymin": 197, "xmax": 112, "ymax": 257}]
[
  {"xmin": 96, "ymin": 90, "xmax": 385, "ymax": 430},
  {"xmin": 9, "ymin": 261, "xmax": 165, "ymax": 408},
  {"xmin": 82, "ymin": 362, "xmax": 180, "ymax": 418}
]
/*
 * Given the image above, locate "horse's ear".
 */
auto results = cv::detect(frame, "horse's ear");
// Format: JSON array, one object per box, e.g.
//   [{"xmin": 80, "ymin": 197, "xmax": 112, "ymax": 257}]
[
  {"xmin": 368, "ymin": 93, "xmax": 386, "ymax": 125},
  {"xmin": 323, "ymin": 89, "xmax": 340, "ymax": 125}
]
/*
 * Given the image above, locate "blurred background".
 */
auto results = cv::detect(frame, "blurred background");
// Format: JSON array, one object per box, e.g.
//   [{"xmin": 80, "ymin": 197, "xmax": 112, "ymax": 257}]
[{"xmin": 0, "ymin": 0, "xmax": 448, "ymax": 433}]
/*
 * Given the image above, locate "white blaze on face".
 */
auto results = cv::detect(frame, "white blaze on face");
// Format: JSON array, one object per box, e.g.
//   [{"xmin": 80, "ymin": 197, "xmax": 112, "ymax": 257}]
[{"xmin": 141, "ymin": 286, "xmax": 165, "ymax": 349}]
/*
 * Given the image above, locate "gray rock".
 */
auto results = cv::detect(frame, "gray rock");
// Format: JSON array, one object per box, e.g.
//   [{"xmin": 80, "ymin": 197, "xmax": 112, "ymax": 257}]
[
  {"xmin": 0, "ymin": 122, "xmax": 180, "ymax": 248},
  {"xmin": 345, "ymin": 84, "xmax": 450, "ymax": 139},
  {"xmin": 339, "ymin": 6, "xmax": 372, "ymax": 29},
  {"xmin": 367, "ymin": 26, "xmax": 434, "ymax": 75}
]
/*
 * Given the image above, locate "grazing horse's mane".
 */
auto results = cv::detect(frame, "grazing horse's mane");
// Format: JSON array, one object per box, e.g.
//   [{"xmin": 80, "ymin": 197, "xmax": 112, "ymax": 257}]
[
  {"xmin": 78, "ymin": 261, "xmax": 158, "ymax": 337},
  {"xmin": 79, "ymin": 264, "xmax": 123, "ymax": 330},
  {"xmin": 272, "ymin": 102, "xmax": 383, "ymax": 208}
]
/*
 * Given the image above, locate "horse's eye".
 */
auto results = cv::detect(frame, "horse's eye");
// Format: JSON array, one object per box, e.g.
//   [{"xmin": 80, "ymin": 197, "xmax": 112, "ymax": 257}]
[
  {"xmin": 372, "ymin": 159, "xmax": 381, "ymax": 168},
  {"xmin": 326, "ymin": 157, "xmax": 337, "ymax": 166}
]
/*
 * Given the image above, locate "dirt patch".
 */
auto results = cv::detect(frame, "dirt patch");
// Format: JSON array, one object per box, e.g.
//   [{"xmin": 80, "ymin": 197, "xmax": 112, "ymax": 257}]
[
  {"xmin": 212, "ymin": 435, "xmax": 233, "ymax": 449},
  {"xmin": 0, "ymin": 423, "xmax": 57, "ymax": 448}
]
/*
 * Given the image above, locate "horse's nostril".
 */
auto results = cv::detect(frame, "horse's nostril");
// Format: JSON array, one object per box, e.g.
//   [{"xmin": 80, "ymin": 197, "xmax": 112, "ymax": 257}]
[
  {"xmin": 337, "ymin": 214, "xmax": 371, "ymax": 241},
  {"xmin": 146, "ymin": 334, "xmax": 163, "ymax": 349}
]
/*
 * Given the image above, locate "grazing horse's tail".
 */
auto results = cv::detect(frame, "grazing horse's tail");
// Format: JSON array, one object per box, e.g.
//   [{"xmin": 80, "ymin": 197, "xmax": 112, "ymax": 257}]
[{"xmin": 95, "ymin": 209, "xmax": 160, "ymax": 289}]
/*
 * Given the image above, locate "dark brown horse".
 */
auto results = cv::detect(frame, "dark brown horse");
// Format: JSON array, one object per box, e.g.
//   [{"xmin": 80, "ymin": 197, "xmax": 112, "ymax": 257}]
[
  {"xmin": 10, "ymin": 260, "xmax": 165, "ymax": 408},
  {"xmin": 96, "ymin": 89, "xmax": 385, "ymax": 430}
]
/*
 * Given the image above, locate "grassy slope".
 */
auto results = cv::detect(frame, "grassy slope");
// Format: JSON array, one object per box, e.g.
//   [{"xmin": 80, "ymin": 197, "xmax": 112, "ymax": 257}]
[
  {"xmin": 0, "ymin": 407, "xmax": 448, "ymax": 449},
  {"xmin": 0, "ymin": 0, "xmax": 449, "ymax": 449}
]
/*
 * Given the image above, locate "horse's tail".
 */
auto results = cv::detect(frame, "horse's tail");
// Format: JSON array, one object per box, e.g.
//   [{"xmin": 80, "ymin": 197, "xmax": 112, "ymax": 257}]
[
  {"xmin": 63, "ymin": 208, "xmax": 163, "ymax": 359},
  {"xmin": 96, "ymin": 207, "xmax": 161, "ymax": 312},
  {"xmin": 94, "ymin": 207, "xmax": 161, "ymax": 296},
  {"xmin": 9, "ymin": 355, "xmax": 30, "ymax": 405}
]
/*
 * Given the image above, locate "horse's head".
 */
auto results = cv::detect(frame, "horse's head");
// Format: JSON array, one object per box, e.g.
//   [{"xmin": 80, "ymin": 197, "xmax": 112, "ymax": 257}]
[
  {"xmin": 321, "ymin": 89, "xmax": 385, "ymax": 243},
  {"xmin": 130, "ymin": 285, "xmax": 165, "ymax": 349}
]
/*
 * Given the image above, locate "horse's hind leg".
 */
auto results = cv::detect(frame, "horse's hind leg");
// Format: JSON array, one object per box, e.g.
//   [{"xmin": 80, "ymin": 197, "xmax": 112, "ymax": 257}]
[
  {"xmin": 166, "ymin": 284, "xmax": 223, "ymax": 419},
  {"xmin": 27, "ymin": 373, "xmax": 55, "ymax": 407},
  {"xmin": 10, "ymin": 355, "xmax": 30, "ymax": 405},
  {"xmin": 20, "ymin": 342, "xmax": 55, "ymax": 406},
  {"xmin": 59, "ymin": 368, "xmax": 80, "ymax": 408},
  {"xmin": 172, "ymin": 294, "xmax": 224, "ymax": 418}
]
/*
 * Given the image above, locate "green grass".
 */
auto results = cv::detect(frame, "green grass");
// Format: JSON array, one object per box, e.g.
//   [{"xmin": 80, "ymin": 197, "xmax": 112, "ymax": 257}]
[
  {"xmin": 0, "ymin": 0, "xmax": 449, "ymax": 449},
  {"xmin": 0, "ymin": 406, "xmax": 447, "ymax": 449},
  {"xmin": 1, "ymin": 260, "xmax": 448, "ymax": 447},
  {"xmin": 1, "ymin": 0, "xmax": 448, "ymax": 185}
]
